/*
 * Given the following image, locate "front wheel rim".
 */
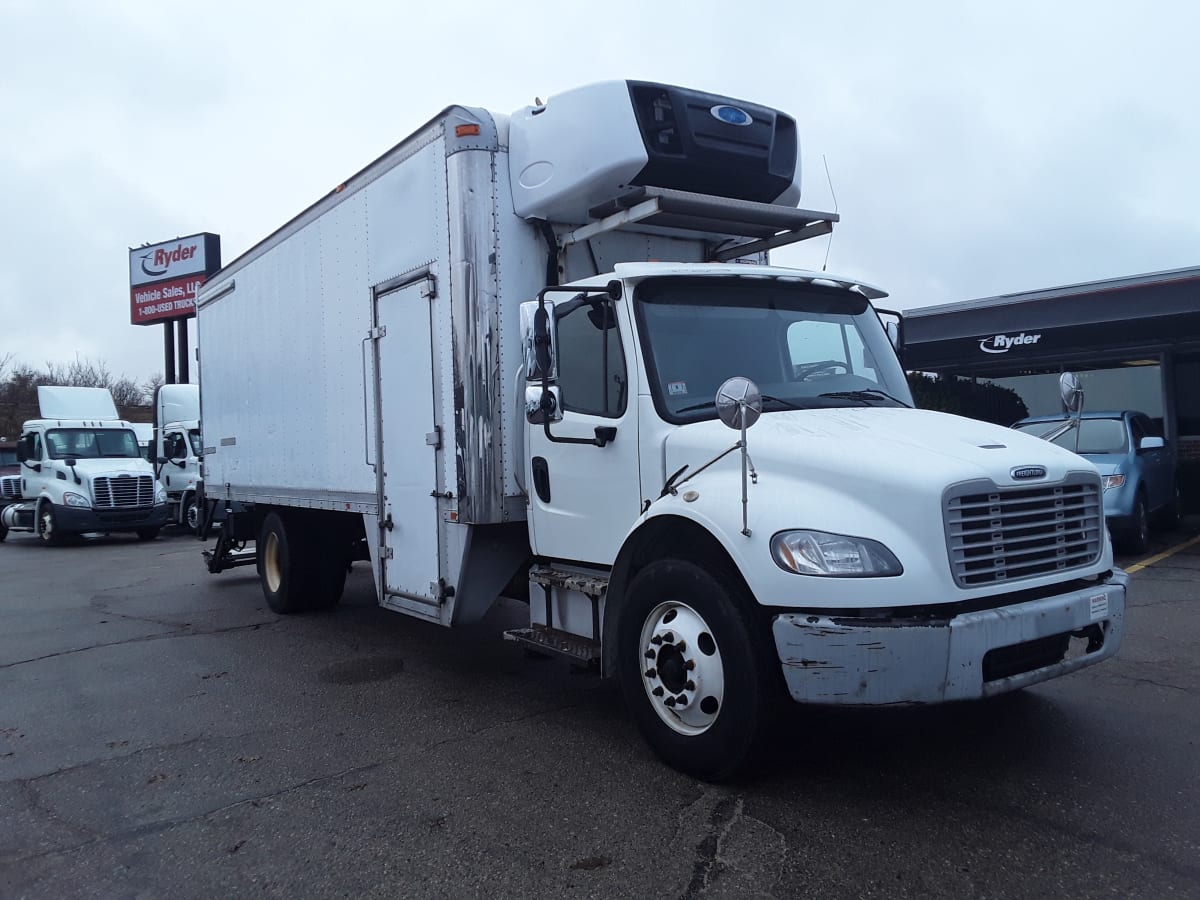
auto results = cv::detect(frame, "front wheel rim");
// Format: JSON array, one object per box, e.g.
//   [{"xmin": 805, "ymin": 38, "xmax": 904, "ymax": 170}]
[
  {"xmin": 39, "ymin": 507, "xmax": 53, "ymax": 541},
  {"xmin": 185, "ymin": 503, "xmax": 199, "ymax": 531},
  {"xmin": 639, "ymin": 601, "xmax": 725, "ymax": 736}
]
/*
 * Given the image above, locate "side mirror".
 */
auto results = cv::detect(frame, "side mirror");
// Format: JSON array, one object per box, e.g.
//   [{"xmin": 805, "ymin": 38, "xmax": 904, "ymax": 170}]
[
  {"xmin": 520, "ymin": 300, "xmax": 557, "ymax": 382},
  {"xmin": 16, "ymin": 438, "xmax": 28, "ymax": 463},
  {"xmin": 1139, "ymin": 436, "xmax": 1165, "ymax": 451},
  {"xmin": 65, "ymin": 458, "xmax": 77, "ymax": 468},
  {"xmin": 1059, "ymin": 372, "xmax": 1084, "ymax": 416}
]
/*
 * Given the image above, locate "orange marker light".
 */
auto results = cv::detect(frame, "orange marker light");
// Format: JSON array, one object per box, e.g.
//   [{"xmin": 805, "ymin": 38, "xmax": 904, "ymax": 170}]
[{"xmin": 455, "ymin": 124, "xmax": 481, "ymax": 137}]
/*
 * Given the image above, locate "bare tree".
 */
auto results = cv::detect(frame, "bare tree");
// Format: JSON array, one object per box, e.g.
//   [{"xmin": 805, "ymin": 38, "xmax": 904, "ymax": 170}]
[{"xmin": 142, "ymin": 373, "xmax": 165, "ymax": 405}]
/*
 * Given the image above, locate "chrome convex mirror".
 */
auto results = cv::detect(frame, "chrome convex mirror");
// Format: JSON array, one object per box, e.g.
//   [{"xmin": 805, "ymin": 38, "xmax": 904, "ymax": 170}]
[
  {"xmin": 715, "ymin": 377, "xmax": 761, "ymax": 537},
  {"xmin": 1059, "ymin": 372, "xmax": 1084, "ymax": 416},
  {"xmin": 716, "ymin": 377, "xmax": 762, "ymax": 431}
]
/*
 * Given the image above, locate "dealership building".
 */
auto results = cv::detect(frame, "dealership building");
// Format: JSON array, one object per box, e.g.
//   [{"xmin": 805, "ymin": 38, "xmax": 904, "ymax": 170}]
[{"xmin": 901, "ymin": 265, "xmax": 1200, "ymax": 511}]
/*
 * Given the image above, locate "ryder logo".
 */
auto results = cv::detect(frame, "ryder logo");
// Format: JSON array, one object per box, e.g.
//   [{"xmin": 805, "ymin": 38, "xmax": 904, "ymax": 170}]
[
  {"xmin": 139, "ymin": 242, "xmax": 199, "ymax": 278},
  {"xmin": 979, "ymin": 332, "xmax": 1042, "ymax": 354}
]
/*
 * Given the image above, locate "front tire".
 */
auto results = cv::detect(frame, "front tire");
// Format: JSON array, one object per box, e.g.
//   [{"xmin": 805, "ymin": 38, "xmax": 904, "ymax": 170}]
[
  {"xmin": 183, "ymin": 495, "xmax": 200, "ymax": 534},
  {"xmin": 617, "ymin": 559, "xmax": 778, "ymax": 782},
  {"xmin": 37, "ymin": 501, "xmax": 65, "ymax": 546}
]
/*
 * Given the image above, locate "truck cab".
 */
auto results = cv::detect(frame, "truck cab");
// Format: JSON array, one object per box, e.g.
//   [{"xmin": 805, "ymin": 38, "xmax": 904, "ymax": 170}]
[
  {"xmin": 0, "ymin": 387, "xmax": 169, "ymax": 544},
  {"xmin": 152, "ymin": 384, "xmax": 203, "ymax": 531}
]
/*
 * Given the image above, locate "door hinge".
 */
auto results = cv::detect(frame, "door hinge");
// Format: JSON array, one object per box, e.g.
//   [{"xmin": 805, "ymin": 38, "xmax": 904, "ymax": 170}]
[
  {"xmin": 380, "ymin": 513, "xmax": 394, "ymax": 531},
  {"xmin": 425, "ymin": 426, "xmax": 442, "ymax": 450},
  {"xmin": 368, "ymin": 325, "xmax": 387, "ymax": 339},
  {"xmin": 421, "ymin": 276, "xmax": 437, "ymax": 300},
  {"xmin": 380, "ymin": 545, "xmax": 393, "ymax": 560},
  {"xmin": 430, "ymin": 490, "xmax": 454, "ymax": 499}
]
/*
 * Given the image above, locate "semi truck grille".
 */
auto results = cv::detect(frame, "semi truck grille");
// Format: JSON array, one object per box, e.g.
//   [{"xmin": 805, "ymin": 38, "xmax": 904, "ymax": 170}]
[
  {"xmin": 0, "ymin": 475, "xmax": 20, "ymax": 500},
  {"xmin": 945, "ymin": 476, "xmax": 1103, "ymax": 588},
  {"xmin": 94, "ymin": 475, "xmax": 154, "ymax": 509}
]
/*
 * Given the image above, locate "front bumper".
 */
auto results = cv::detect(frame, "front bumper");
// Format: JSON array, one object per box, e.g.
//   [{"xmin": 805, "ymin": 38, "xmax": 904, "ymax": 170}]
[
  {"xmin": 772, "ymin": 570, "xmax": 1128, "ymax": 705},
  {"xmin": 55, "ymin": 503, "xmax": 170, "ymax": 533}
]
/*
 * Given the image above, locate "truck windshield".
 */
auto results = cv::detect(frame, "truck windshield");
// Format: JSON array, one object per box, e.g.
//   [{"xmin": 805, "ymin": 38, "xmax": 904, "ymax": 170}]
[
  {"xmin": 46, "ymin": 428, "xmax": 142, "ymax": 459},
  {"xmin": 635, "ymin": 276, "xmax": 913, "ymax": 422}
]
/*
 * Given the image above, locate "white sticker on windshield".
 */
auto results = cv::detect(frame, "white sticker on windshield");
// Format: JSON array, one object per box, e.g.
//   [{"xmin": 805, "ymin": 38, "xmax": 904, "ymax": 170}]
[
  {"xmin": 1089, "ymin": 594, "xmax": 1108, "ymax": 621},
  {"xmin": 667, "ymin": 381, "xmax": 688, "ymax": 396}
]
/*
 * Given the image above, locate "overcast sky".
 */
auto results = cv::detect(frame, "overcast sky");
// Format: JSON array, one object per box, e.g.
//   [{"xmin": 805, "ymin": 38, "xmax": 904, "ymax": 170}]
[{"xmin": 2, "ymin": 0, "xmax": 1197, "ymax": 385}]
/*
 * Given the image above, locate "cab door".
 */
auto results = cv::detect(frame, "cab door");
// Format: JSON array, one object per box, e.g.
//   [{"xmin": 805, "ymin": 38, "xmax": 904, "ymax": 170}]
[{"xmin": 524, "ymin": 292, "xmax": 642, "ymax": 565}]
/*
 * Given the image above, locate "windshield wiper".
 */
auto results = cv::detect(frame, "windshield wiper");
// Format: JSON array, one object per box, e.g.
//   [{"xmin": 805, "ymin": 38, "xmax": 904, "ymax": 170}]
[{"xmin": 818, "ymin": 389, "xmax": 912, "ymax": 408}]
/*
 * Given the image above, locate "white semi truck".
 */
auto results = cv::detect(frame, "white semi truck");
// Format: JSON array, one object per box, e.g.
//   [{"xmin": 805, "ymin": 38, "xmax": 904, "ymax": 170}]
[
  {"xmin": 1, "ymin": 386, "xmax": 169, "ymax": 544},
  {"xmin": 197, "ymin": 80, "xmax": 1127, "ymax": 779},
  {"xmin": 152, "ymin": 383, "xmax": 204, "ymax": 531}
]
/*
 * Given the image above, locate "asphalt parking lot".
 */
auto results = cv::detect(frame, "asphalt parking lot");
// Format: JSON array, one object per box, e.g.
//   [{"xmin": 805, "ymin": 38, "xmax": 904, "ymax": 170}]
[{"xmin": 2, "ymin": 520, "xmax": 1198, "ymax": 899}]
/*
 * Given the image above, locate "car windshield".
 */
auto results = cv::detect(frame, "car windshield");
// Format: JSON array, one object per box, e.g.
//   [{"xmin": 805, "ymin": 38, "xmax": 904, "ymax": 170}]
[
  {"xmin": 635, "ymin": 276, "xmax": 911, "ymax": 422},
  {"xmin": 1013, "ymin": 418, "xmax": 1129, "ymax": 454},
  {"xmin": 46, "ymin": 428, "xmax": 142, "ymax": 459}
]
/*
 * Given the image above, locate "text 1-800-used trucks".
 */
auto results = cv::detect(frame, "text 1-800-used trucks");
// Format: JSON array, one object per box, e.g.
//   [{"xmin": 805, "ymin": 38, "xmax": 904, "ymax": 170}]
[
  {"xmin": 1, "ymin": 387, "xmax": 169, "ymax": 544},
  {"xmin": 198, "ymin": 81, "xmax": 1127, "ymax": 779}
]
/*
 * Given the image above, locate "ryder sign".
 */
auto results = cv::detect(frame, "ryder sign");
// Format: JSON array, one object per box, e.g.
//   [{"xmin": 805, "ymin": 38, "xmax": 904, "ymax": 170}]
[{"xmin": 129, "ymin": 233, "xmax": 221, "ymax": 325}]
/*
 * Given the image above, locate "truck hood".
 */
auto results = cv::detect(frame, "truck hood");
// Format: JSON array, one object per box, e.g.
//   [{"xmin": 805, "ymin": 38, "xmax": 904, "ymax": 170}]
[
  {"xmin": 55, "ymin": 458, "xmax": 154, "ymax": 480},
  {"xmin": 663, "ymin": 407, "xmax": 1096, "ymax": 498}
]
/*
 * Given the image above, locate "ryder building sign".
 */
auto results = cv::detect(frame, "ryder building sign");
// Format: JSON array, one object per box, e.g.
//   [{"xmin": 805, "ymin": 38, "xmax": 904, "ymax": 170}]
[{"xmin": 129, "ymin": 233, "xmax": 221, "ymax": 325}]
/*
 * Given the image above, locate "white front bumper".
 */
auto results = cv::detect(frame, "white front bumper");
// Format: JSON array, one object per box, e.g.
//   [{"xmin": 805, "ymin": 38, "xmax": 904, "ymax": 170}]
[{"xmin": 772, "ymin": 570, "xmax": 1128, "ymax": 705}]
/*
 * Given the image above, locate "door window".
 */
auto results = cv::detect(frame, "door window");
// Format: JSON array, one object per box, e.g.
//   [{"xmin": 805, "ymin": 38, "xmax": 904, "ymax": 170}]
[{"xmin": 556, "ymin": 298, "xmax": 627, "ymax": 417}]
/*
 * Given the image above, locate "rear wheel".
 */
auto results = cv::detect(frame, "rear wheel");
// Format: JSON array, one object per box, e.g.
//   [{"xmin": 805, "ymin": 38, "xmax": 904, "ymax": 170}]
[
  {"xmin": 0, "ymin": 522, "xmax": 7, "ymax": 542},
  {"xmin": 259, "ymin": 511, "xmax": 344, "ymax": 613},
  {"xmin": 1122, "ymin": 493, "xmax": 1150, "ymax": 555},
  {"xmin": 617, "ymin": 559, "xmax": 779, "ymax": 781},
  {"xmin": 1157, "ymin": 485, "xmax": 1183, "ymax": 530}
]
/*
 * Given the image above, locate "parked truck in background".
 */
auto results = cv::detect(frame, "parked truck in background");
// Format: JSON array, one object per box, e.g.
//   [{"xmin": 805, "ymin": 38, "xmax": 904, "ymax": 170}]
[
  {"xmin": 152, "ymin": 383, "xmax": 204, "ymax": 531},
  {"xmin": 197, "ymin": 80, "xmax": 1128, "ymax": 779},
  {"xmin": 1, "ymin": 386, "xmax": 168, "ymax": 544}
]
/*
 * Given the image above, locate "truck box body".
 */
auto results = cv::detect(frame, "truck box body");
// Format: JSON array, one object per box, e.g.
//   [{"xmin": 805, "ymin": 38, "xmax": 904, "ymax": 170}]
[{"xmin": 196, "ymin": 81, "xmax": 1126, "ymax": 779}]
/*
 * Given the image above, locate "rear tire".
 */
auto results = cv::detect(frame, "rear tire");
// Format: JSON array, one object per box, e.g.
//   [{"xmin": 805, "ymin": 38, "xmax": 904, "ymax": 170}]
[
  {"xmin": 1121, "ymin": 493, "xmax": 1150, "ymax": 555},
  {"xmin": 0, "ymin": 522, "xmax": 7, "ymax": 542},
  {"xmin": 260, "ymin": 511, "xmax": 315, "ymax": 614},
  {"xmin": 616, "ymin": 558, "xmax": 779, "ymax": 782},
  {"xmin": 1157, "ymin": 485, "xmax": 1183, "ymax": 530}
]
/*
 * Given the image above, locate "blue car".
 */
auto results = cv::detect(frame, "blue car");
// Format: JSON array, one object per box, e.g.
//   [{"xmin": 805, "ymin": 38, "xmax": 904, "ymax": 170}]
[{"xmin": 1012, "ymin": 410, "xmax": 1182, "ymax": 554}]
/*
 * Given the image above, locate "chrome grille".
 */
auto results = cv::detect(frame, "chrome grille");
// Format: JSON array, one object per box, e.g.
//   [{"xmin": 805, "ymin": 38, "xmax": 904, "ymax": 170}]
[
  {"xmin": 945, "ymin": 477, "xmax": 1103, "ymax": 587},
  {"xmin": 94, "ymin": 475, "xmax": 154, "ymax": 509},
  {"xmin": 0, "ymin": 475, "xmax": 20, "ymax": 500}
]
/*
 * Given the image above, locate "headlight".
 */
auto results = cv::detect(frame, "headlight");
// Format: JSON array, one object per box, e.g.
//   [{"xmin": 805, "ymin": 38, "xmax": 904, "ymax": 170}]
[
  {"xmin": 771, "ymin": 530, "xmax": 903, "ymax": 577},
  {"xmin": 1102, "ymin": 474, "xmax": 1125, "ymax": 491},
  {"xmin": 155, "ymin": 483, "xmax": 167, "ymax": 503},
  {"xmin": 63, "ymin": 492, "xmax": 91, "ymax": 508}
]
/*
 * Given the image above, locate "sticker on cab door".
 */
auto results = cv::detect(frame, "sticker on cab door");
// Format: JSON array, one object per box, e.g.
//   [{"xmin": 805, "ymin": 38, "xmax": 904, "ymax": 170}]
[
  {"xmin": 667, "ymin": 381, "xmax": 688, "ymax": 396},
  {"xmin": 1089, "ymin": 594, "xmax": 1109, "ymax": 621}
]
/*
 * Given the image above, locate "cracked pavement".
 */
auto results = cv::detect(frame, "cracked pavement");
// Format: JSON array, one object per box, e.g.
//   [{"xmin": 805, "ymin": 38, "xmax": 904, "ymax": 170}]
[{"xmin": 1, "ymin": 519, "xmax": 1198, "ymax": 898}]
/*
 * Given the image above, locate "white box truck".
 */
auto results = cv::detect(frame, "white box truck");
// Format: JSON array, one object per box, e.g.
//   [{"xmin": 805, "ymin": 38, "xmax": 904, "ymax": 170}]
[
  {"xmin": 1, "ymin": 386, "xmax": 169, "ymax": 544},
  {"xmin": 197, "ymin": 81, "xmax": 1127, "ymax": 779},
  {"xmin": 152, "ymin": 383, "xmax": 204, "ymax": 531}
]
